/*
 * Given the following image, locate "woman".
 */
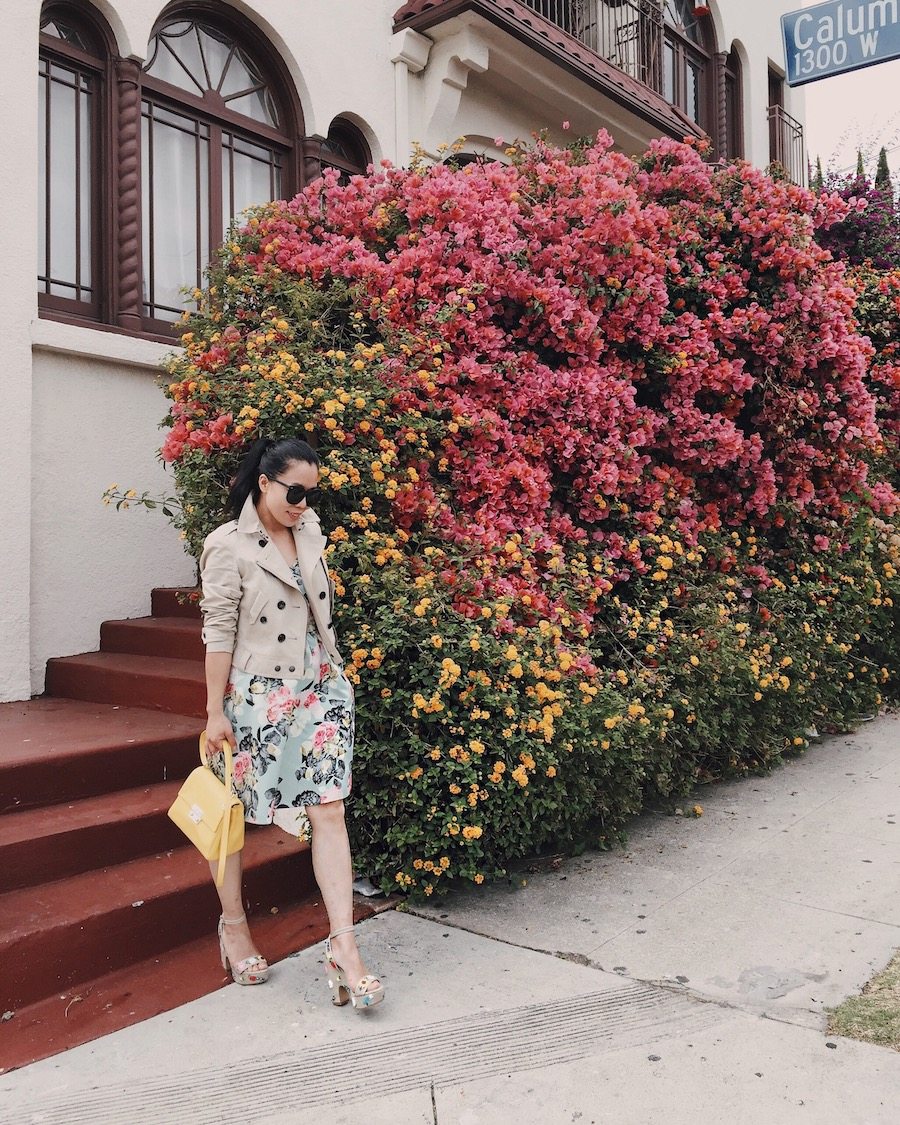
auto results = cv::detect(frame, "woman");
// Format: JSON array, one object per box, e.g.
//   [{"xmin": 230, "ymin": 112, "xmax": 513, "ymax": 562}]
[{"xmin": 199, "ymin": 435, "xmax": 383, "ymax": 1010}]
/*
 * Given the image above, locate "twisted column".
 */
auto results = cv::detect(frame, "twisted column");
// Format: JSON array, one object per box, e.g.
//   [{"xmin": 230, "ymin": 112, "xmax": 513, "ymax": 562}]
[
  {"xmin": 115, "ymin": 57, "xmax": 143, "ymax": 330},
  {"xmin": 715, "ymin": 51, "xmax": 728, "ymax": 162}
]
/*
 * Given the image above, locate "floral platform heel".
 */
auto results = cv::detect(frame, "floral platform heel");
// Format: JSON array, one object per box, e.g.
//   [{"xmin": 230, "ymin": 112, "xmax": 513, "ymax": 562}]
[
  {"xmin": 218, "ymin": 913, "xmax": 270, "ymax": 985},
  {"xmin": 324, "ymin": 924, "xmax": 384, "ymax": 1010}
]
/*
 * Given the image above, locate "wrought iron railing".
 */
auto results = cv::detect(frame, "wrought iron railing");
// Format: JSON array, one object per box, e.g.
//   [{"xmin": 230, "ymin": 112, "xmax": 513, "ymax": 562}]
[
  {"xmin": 768, "ymin": 105, "xmax": 806, "ymax": 186},
  {"xmin": 523, "ymin": 0, "xmax": 664, "ymax": 93}
]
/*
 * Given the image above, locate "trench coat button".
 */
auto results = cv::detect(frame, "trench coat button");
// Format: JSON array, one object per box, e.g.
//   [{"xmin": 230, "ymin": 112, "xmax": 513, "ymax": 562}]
[
  {"xmin": 274, "ymin": 665, "xmax": 281, "ymax": 672},
  {"xmin": 260, "ymin": 616, "xmax": 267, "ymax": 624},
  {"xmin": 277, "ymin": 600, "xmax": 286, "ymax": 609},
  {"xmin": 277, "ymin": 633, "xmax": 286, "ymax": 642},
  {"xmin": 319, "ymin": 591, "xmax": 326, "ymax": 599},
  {"xmin": 289, "ymin": 665, "xmax": 296, "ymax": 673},
  {"xmin": 258, "ymin": 538, "xmax": 267, "ymax": 547}
]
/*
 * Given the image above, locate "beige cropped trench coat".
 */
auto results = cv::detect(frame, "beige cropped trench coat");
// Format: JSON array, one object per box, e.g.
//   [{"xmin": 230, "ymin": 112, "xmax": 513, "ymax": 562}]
[{"xmin": 199, "ymin": 493, "xmax": 342, "ymax": 679}]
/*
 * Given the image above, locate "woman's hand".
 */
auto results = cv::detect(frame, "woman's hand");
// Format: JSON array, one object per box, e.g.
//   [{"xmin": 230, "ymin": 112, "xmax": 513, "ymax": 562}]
[{"xmin": 205, "ymin": 711, "xmax": 237, "ymax": 756}]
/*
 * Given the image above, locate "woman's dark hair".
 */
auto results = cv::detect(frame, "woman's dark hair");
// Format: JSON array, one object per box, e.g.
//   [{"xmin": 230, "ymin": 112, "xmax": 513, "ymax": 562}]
[{"xmin": 227, "ymin": 437, "xmax": 320, "ymax": 518}]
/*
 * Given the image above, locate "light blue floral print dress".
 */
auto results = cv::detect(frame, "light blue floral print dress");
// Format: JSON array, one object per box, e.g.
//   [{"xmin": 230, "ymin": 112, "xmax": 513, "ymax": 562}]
[{"xmin": 210, "ymin": 563, "xmax": 354, "ymax": 841}]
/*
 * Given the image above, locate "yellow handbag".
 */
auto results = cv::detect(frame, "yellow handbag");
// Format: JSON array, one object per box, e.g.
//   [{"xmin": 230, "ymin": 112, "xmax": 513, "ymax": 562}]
[{"xmin": 167, "ymin": 732, "xmax": 245, "ymax": 887}]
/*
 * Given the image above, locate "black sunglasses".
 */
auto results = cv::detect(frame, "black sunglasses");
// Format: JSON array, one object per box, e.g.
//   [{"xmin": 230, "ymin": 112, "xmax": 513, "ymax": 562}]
[{"xmin": 271, "ymin": 479, "xmax": 322, "ymax": 506}]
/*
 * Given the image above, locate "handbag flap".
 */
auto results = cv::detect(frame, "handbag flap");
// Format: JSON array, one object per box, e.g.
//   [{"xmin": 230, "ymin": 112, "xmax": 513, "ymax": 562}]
[{"xmin": 173, "ymin": 765, "xmax": 240, "ymax": 833}]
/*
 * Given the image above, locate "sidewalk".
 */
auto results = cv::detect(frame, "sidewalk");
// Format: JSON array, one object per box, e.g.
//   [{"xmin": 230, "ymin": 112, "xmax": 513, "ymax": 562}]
[{"xmin": 2, "ymin": 713, "xmax": 898, "ymax": 1124}]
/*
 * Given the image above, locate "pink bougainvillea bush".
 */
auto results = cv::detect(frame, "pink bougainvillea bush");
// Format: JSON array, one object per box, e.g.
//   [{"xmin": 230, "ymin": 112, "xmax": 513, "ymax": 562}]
[
  {"xmin": 851, "ymin": 264, "xmax": 900, "ymax": 464},
  {"xmin": 151, "ymin": 134, "xmax": 900, "ymax": 895}
]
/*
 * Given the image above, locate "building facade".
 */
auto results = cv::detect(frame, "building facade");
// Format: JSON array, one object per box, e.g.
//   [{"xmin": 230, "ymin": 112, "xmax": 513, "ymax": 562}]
[{"xmin": 2, "ymin": 0, "xmax": 805, "ymax": 702}]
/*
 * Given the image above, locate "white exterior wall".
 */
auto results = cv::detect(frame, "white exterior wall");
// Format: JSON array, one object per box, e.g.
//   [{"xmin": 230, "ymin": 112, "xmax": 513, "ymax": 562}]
[
  {"xmin": 29, "ymin": 323, "xmax": 193, "ymax": 692},
  {"xmin": 2, "ymin": 0, "xmax": 802, "ymax": 701},
  {"xmin": 714, "ymin": 0, "xmax": 806, "ymax": 170}
]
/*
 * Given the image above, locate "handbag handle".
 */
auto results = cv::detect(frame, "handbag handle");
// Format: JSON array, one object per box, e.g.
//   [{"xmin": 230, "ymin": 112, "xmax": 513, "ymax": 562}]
[
  {"xmin": 198, "ymin": 730, "xmax": 238, "ymax": 878},
  {"xmin": 199, "ymin": 729, "xmax": 235, "ymax": 788}
]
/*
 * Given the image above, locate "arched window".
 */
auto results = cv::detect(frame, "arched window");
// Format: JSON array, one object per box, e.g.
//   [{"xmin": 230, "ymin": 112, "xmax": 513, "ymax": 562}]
[
  {"xmin": 320, "ymin": 118, "xmax": 371, "ymax": 184},
  {"xmin": 724, "ymin": 46, "xmax": 743, "ymax": 160},
  {"xmin": 38, "ymin": 3, "xmax": 110, "ymax": 319},
  {"xmin": 140, "ymin": 10, "xmax": 301, "ymax": 329},
  {"xmin": 662, "ymin": 0, "xmax": 714, "ymax": 129},
  {"xmin": 444, "ymin": 152, "xmax": 489, "ymax": 170}
]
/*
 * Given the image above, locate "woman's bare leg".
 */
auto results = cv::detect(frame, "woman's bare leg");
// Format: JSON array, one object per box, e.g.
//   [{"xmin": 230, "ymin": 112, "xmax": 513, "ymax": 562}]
[
  {"xmin": 306, "ymin": 800, "xmax": 377, "ymax": 987},
  {"xmin": 210, "ymin": 850, "xmax": 267, "ymax": 967}
]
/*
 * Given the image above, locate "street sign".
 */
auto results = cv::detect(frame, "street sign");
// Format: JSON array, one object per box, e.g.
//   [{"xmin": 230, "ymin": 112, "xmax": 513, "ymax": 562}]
[{"xmin": 782, "ymin": 0, "xmax": 900, "ymax": 86}]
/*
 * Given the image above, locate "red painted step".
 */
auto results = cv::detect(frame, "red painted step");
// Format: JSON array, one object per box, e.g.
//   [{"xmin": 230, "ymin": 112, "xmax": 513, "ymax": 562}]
[
  {"xmin": 45, "ymin": 652, "xmax": 206, "ymax": 717},
  {"xmin": 151, "ymin": 587, "xmax": 201, "ymax": 619},
  {"xmin": 0, "ymin": 780, "xmax": 185, "ymax": 891},
  {"xmin": 1, "ymin": 825, "xmax": 314, "ymax": 1011},
  {"xmin": 0, "ymin": 894, "xmax": 392, "ymax": 1074},
  {"xmin": 101, "ymin": 616, "xmax": 205, "ymax": 662},
  {"xmin": 0, "ymin": 699, "xmax": 199, "ymax": 812}
]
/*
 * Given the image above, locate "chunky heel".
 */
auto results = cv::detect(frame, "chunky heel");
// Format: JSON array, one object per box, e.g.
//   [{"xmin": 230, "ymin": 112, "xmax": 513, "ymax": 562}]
[
  {"xmin": 325, "ymin": 963, "xmax": 351, "ymax": 1006},
  {"xmin": 218, "ymin": 913, "xmax": 270, "ymax": 985},
  {"xmin": 324, "ymin": 925, "xmax": 384, "ymax": 1010}
]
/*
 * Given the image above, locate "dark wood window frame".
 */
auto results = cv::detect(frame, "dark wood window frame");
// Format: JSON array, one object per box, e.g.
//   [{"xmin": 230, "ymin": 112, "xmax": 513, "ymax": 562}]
[
  {"xmin": 723, "ymin": 46, "xmax": 743, "ymax": 161},
  {"xmin": 137, "ymin": 6, "xmax": 304, "ymax": 337},
  {"xmin": 38, "ymin": 4, "xmax": 114, "ymax": 325},
  {"xmin": 301, "ymin": 117, "xmax": 373, "ymax": 187},
  {"xmin": 38, "ymin": 1, "xmax": 306, "ymax": 342},
  {"xmin": 767, "ymin": 67, "xmax": 806, "ymax": 187},
  {"xmin": 662, "ymin": 1, "xmax": 715, "ymax": 137},
  {"xmin": 320, "ymin": 117, "xmax": 372, "ymax": 182}
]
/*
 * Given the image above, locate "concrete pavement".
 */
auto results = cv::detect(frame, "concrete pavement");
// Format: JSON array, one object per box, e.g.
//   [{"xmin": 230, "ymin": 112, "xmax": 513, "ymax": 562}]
[{"xmin": 1, "ymin": 712, "xmax": 898, "ymax": 1124}]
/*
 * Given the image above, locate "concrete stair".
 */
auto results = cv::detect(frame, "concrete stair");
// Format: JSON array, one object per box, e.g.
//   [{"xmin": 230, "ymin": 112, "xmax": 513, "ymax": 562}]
[
  {"xmin": 45, "ymin": 588, "xmax": 208, "ymax": 715},
  {"xmin": 2, "ymin": 820, "xmax": 313, "ymax": 1011},
  {"xmin": 0, "ymin": 778, "xmax": 184, "ymax": 891},
  {"xmin": 3, "ymin": 907, "xmax": 338, "ymax": 1073},
  {"xmin": 45, "ymin": 652, "xmax": 207, "ymax": 717},
  {"xmin": 100, "ymin": 616, "xmax": 206, "ymax": 662},
  {"xmin": 0, "ymin": 589, "xmax": 383, "ymax": 1073},
  {"xmin": 1, "ymin": 697, "xmax": 198, "ymax": 812}
]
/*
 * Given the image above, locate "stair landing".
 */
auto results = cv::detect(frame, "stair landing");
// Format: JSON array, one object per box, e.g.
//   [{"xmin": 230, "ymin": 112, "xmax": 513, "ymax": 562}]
[{"xmin": 1, "ymin": 698, "xmax": 199, "ymax": 812}]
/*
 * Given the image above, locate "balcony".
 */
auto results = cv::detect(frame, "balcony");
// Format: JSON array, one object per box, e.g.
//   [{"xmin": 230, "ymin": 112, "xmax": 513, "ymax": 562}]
[
  {"xmin": 393, "ymin": 0, "xmax": 702, "ymax": 148},
  {"xmin": 522, "ymin": 0, "xmax": 663, "ymax": 93},
  {"xmin": 768, "ymin": 105, "xmax": 806, "ymax": 187}
]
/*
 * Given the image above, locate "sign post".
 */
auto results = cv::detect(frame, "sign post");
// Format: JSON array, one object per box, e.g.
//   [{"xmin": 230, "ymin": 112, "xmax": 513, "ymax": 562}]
[{"xmin": 782, "ymin": 0, "xmax": 900, "ymax": 86}]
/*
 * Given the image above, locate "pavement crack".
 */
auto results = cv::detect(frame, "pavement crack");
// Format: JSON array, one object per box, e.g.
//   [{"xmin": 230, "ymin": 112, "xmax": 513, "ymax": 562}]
[
  {"xmin": 554, "ymin": 950, "xmax": 603, "ymax": 969},
  {"xmin": 401, "ymin": 907, "xmax": 834, "ymax": 1035},
  {"xmin": 401, "ymin": 905, "xmax": 554, "ymax": 957},
  {"xmin": 431, "ymin": 1078, "xmax": 438, "ymax": 1124},
  {"xmin": 698, "ymin": 887, "xmax": 900, "ymax": 930}
]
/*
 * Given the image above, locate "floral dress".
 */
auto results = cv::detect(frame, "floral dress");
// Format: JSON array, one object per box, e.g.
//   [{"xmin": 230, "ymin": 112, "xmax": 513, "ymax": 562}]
[{"xmin": 210, "ymin": 563, "xmax": 354, "ymax": 841}]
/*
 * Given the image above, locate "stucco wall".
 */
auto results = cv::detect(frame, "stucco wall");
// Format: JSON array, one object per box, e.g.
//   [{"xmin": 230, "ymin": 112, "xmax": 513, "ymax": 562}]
[
  {"xmin": 407, "ymin": 2, "xmax": 804, "ymax": 170},
  {"xmin": 716, "ymin": 0, "xmax": 806, "ymax": 170},
  {"xmin": 409, "ymin": 13, "xmax": 689, "ymax": 159},
  {"xmin": 29, "ymin": 323, "xmax": 196, "ymax": 694},
  {"xmin": 0, "ymin": 6, "xmax": 40, "ymax": 702}
]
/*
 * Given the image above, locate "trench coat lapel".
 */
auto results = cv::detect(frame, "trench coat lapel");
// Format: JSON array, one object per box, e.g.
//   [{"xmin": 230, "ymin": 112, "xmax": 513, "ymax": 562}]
[
  {"xmin": 294, "ymin": 519, "xmax": 327, "ymax": 570},
  {"xmin": 237, "ymin": 493, "xmax": 306, "ymax": 589},
  {"xmin": 236, "ymin": 495, "xmax": 336, "ymax": 654},
  {"xmin": 256, "ymin": 541, "xmax": 300, "ymax": 587},
  {"xmin": 294, "ymin": 515, "xmax": 329, "ymax": 625}
]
